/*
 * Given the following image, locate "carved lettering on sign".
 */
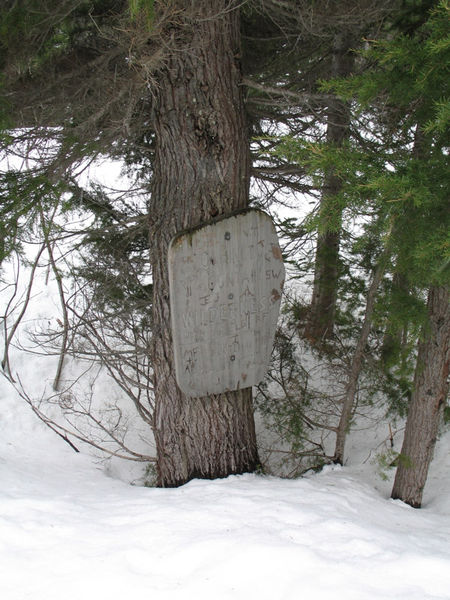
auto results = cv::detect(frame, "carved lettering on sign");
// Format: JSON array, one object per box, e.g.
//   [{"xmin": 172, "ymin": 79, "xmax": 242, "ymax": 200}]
[{"xmin": 168, "ymin": 208, "xmax": 285, "ymax": 397}]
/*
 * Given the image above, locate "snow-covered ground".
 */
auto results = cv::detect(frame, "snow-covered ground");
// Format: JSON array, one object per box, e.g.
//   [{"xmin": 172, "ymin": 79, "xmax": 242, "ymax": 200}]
[
  {"xmin": 1, "ymin": 368, "xmax": 450, "ymax": 600},
  {"xmin": 1, "ymin": 224, "xmax": 450, "ymax": 600}
]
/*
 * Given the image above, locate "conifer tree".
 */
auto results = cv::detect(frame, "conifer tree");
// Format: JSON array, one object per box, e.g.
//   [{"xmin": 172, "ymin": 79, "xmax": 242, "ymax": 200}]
[
  {"xmin": 304, "ymin": 32, "xmax": 355, "ymax": 344},
  {"xmin": 325, "ymin": 0, "xmax": 449, "ymax": 503},
  {"xmin": 1, "ymin": 0, "xmax": 261, "ymax": 486},
  {"xmin": 3, "ymin": 0, "xmax": 438, "ymax": 489}
]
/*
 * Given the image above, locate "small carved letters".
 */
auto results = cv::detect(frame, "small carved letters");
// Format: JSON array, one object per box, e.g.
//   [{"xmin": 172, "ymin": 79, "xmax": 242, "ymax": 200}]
[{"xmin": 168, "ymin": 208, "xmax": 285, "ymax": 397}]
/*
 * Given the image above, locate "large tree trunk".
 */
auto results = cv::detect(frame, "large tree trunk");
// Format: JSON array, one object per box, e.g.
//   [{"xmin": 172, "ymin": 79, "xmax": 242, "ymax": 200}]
[
  {"xmin": 305, "ymin": 33, "xmax": 354, "ymax": 344},
  {"xmin": 149, "ymin": 1, "xmax": 259, "ymax": 487},
  {"xmin": 391, "ymin": 285, "xmax": 450, "ymax": 508}
]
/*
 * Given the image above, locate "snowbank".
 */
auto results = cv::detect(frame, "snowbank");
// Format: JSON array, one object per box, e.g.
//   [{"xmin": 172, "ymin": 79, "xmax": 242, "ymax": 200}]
[{"xmin": 1, "ymin": 385, "xmax": 450, "ymax": 600}]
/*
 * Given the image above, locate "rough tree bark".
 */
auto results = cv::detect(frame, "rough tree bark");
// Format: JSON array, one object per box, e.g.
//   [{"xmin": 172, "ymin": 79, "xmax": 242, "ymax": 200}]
[
  {"xmin": 149, "ymin": 1, "xmax": 259, "ymax": 487},
  {"xmin": 305, "ymin": 32, "xmax": 354, "ymax": 344},
  {"xmin": 391, "ymin": 285, "xmax": 450, "ymax": 508}
]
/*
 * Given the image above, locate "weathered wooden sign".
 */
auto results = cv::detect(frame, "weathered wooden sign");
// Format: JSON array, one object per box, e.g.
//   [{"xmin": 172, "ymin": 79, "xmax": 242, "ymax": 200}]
[{"xmin": 168, "ymin": 208, "xmax": 285, "ymax": 397}]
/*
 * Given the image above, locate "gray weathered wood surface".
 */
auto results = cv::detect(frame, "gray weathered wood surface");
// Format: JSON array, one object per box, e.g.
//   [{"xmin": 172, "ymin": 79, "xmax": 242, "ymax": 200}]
[{"xmin": 168, "ymin": 208, "xmax": 285, "ymax": 397}]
